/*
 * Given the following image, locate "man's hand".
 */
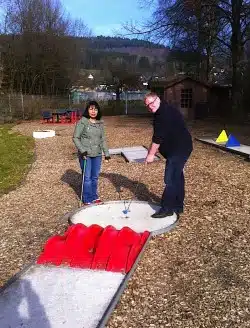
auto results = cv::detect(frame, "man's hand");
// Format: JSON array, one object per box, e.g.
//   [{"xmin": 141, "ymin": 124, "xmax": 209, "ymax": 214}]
[
  {"xmin": 145, "ymin": 154, "xmax": 154, "ymax": 163},
  {"xmin": 145, "ymin": 142, "xmax": 159, "ymax": 163}
]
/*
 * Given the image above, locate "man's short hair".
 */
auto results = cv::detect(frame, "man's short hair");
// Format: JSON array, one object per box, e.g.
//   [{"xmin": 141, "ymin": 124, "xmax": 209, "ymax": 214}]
[{"xmin": 145, "ymin": 92, "xmax": 158, "ymax": 100}]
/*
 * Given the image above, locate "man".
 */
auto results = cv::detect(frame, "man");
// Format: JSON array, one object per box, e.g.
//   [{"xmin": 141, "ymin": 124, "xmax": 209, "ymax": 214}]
[{"xmin": 144, "ymin": 92, "xmax": 193, "ymax": 218}]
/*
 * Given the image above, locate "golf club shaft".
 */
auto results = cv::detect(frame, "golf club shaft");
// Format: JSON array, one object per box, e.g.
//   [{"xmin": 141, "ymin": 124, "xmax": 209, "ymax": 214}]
[
  {"xmin": 116, "ymin": 187, "xmax": 127, "ymax": 210},
  {"xmin": 125, "ymin": 162, "xmax": 147, "ymax": 212},
  {"xmin": 79, "ymin": 158, "xmax": 87, "ymax": 206}
]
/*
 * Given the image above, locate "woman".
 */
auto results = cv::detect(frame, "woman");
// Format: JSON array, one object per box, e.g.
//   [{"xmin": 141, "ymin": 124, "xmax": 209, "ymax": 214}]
[{"xmin": 73, "ymin": 101, "xmax": 110, "ymax": 205}]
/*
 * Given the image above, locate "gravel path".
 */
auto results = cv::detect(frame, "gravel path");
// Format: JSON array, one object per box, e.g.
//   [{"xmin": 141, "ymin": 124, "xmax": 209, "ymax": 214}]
[{"xmin": 1, "ymin": 117, "xmax": 250, "ymax": 327}]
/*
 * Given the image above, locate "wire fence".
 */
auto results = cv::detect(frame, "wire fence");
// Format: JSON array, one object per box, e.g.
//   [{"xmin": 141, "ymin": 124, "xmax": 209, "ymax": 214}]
[
  {"xmin": 71, "ymin": 90, "xmax": 147, "ymax": 102},
  {"xmin": 0, "ymin": 94, "xmax": 70, "ymax": 122},
  {"xmin": 0, "ymin": 93, "xmax": 149, "ymax": 123}
]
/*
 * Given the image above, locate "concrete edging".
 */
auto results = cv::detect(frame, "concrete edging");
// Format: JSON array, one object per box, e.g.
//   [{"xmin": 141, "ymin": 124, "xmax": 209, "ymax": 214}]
[
  {"xmin": 96, "ymin": 233, "xmax": 152, "ymax": 328},
  {"xmin": 196, "ymin": 137, "xmax": 250, "ymax": 160}
]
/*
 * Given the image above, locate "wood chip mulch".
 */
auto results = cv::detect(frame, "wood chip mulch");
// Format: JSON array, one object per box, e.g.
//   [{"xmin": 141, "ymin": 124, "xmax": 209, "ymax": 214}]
[{"xmin": 1, "ymin": 117, "xmax": 250, "ymax": 327}]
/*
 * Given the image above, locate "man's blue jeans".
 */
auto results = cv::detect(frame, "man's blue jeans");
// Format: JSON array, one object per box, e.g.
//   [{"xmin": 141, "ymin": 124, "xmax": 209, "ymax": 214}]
[
  {"xmin": 79, "ymin": 155, "xmax": 102, "ymax": 203},
  {"xmin": 161, "ymin": 153, "xmax": 191, "ymax": 213}
]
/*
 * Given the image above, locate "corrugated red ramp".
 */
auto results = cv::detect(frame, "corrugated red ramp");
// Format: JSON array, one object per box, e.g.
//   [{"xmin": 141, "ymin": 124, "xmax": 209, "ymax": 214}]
[{"xmin": 37, "ymin": 224, "xmax": 150, "ymax": 273}]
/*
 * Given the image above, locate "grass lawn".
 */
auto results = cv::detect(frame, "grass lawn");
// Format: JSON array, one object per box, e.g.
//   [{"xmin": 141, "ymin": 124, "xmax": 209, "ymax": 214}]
[{"xmin": 0, "ymin": 124, "xmax": 35, "ymax": 195}]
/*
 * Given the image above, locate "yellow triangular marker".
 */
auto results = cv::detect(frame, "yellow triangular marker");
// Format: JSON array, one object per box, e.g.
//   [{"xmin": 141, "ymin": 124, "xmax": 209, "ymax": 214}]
[{"xmin": 216, "ymin": 130, "xmax": 228, "ymax": 143}]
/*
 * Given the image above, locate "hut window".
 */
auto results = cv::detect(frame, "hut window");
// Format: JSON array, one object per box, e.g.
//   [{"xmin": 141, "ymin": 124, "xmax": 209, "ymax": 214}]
[{"xmin": 181, "ymin": 88, "xmax": 192, "ymax": 108}]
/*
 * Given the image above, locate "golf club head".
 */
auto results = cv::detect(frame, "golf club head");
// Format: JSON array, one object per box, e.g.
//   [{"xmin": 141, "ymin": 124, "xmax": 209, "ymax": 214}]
[{"xmin": 122, "ymin": 208, "xmax": 131, "ymax": 215}]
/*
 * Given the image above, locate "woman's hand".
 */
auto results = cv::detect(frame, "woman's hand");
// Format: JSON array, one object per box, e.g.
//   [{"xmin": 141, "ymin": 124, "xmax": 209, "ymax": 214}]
[{"xmin": 81, "ymin": 151, "xmax": 88, "ymax": 159}]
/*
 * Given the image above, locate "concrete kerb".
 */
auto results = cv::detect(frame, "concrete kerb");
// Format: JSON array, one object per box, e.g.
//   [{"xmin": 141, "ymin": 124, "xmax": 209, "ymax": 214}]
[
  {"xmin": 96, "ymin": 233, "xmax": 152, "ymax": 328},
  {"xmin": 195, "ymin": 137, "xmax": 250, "ymax": 161},
  {"xmin": 0, "ymin": 261, "xmax": 36, "ymax": 295}
]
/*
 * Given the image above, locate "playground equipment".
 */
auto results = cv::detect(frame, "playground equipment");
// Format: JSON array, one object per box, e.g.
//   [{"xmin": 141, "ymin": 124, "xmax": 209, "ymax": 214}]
[{"xmin": 41, "ymin": 109, "xmax": 81, "ymax": 124}]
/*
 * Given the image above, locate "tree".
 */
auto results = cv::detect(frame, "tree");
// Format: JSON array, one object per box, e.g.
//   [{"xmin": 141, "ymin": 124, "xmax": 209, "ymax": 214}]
[
  {"xmin": 124, "ymin": 0, "xmax": 221, "ymax": 81},
  {"xmin": 107, "ymin": 61, "xmax": 141, "ymax": 100},
  {"xmin": 220, "ymin": 0, "xmax": 250, "ymax": 113},
  {"xmin": 0, "ymin": 0, "xmax": 90, "ymax": 94},
  {"xmin": 138, "ymin": 56, "xmax": 152, "ymax": 71},
  {"xmin": 123, "ymin": 0, "xmax": 250, "ymax": 115},
  {"xmin": 166, "ymin": 48, "xmax": 203, "ymax": 76}
]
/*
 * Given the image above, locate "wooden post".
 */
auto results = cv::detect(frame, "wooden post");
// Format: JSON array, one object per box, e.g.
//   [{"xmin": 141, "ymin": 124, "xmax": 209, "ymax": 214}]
[
  {"xmin": 21, "ymin": 92, "xmax": 24, "ymax": 120},
  {"xmin": 8, "ymin": 94, "xmax": 11, "ymax": 113}
]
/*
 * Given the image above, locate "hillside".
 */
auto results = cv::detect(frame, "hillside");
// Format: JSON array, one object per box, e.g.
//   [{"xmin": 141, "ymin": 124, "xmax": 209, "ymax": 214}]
[
  {"xmin": 87, "ymin": 36, "xmax": 166, "ymax": 49},
  {"xmin": 86, "ymin": 36, "xmax": 169, "ymax": 61}
]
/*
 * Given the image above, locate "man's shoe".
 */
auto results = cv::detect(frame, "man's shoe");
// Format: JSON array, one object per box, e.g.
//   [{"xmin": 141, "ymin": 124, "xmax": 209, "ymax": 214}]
[
  {"xmin": 151, "ymin": 209, "xmax": 174, "ymax": 218},
  {"xmin": 173, "ymin": 207, "xmax": 183, "ymax": 214}
]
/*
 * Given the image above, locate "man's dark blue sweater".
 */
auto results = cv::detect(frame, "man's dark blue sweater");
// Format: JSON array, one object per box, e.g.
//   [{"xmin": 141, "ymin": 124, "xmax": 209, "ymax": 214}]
[{"xmin": 152, "ymin": 101, "xmax": 193, "ymax": 158}]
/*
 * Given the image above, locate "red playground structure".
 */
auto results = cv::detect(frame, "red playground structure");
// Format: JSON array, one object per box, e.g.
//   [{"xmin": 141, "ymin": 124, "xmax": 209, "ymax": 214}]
[{"xmin": 41, "ymin": 108, "xmax": 83, "ymax": 124}]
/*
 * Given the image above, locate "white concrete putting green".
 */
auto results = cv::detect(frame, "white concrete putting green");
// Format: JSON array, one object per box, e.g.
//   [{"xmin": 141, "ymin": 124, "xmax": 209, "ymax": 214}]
[
  {"xmin": 0, "ymin": 265, "xmax": 124, "ymax": 328},
  {"xmin": 109, "ymin": 146, "xmax": 161, "ymax": 163},
  {"xmin": 33, "ymin": 130, "xmax": 55, "ymax": 139},
  {"xmin": 69, "ymin": 201, "xmax": 178, "ymax": 236},
  {"xmin": 109, "ymin": 146, "xmax": 146, "ymax": 155}
]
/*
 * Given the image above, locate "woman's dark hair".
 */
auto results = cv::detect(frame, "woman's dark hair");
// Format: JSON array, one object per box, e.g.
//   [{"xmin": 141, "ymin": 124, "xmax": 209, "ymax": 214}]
[{"xmin": 83, "ymin": 100, "xmax": 102, "ymax": 120}]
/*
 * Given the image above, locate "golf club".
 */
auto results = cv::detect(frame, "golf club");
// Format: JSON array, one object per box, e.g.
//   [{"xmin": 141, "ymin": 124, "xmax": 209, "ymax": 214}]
[
  {"xmin": 116, "ymin": 185, "xmax": 127, "ymax": 213},
  {"xmin": 79, "ymin": 153, "xmax": 87, "ymax": 207},
  {"xmin": 123, "ymin": 162, "xmax": 147, "ymax": 216}
]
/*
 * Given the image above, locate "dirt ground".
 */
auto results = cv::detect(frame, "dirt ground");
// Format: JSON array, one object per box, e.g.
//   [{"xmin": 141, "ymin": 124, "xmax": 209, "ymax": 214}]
[{"xmin": 0, "ymin": 116, "xmax": 250, "ymax": 327}]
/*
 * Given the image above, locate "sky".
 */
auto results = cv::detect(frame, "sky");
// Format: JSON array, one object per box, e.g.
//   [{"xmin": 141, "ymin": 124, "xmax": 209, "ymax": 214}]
[{"xmin": 62, "ymin": 0, "xmax": 152, "ymax": 37}]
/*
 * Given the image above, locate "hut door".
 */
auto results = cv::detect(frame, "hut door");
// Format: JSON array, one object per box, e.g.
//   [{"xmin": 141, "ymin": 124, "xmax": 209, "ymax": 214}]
[{"xmin": 180, "ymin": 88, "xmax": 193, "ymax": 118}]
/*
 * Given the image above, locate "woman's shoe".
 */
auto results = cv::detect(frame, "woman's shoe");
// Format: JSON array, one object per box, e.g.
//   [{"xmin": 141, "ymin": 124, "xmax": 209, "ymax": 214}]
[
  {"xmin": 83, "ymin": 202, "xmax": 91, "ymax": 206},
  {"xmin": 92, "ymin": 199, "xmax": 102, "ymax": 205}
]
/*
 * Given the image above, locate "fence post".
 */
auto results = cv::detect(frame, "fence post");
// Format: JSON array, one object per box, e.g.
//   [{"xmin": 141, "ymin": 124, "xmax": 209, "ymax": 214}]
[
  {"xmin": 8, "ymin": 94, "xmax": 12, "ymax": 114},
  {"xmin": 21, "ymin": 92, "xmax": 24, "ymax": 119},
  {"xmin": 69, "ymin": 93, "xmax": 71, "ymax": 108},
  {"xmin": 125, "ymin": 91, "xmax": 128, "ymax": 115}
]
